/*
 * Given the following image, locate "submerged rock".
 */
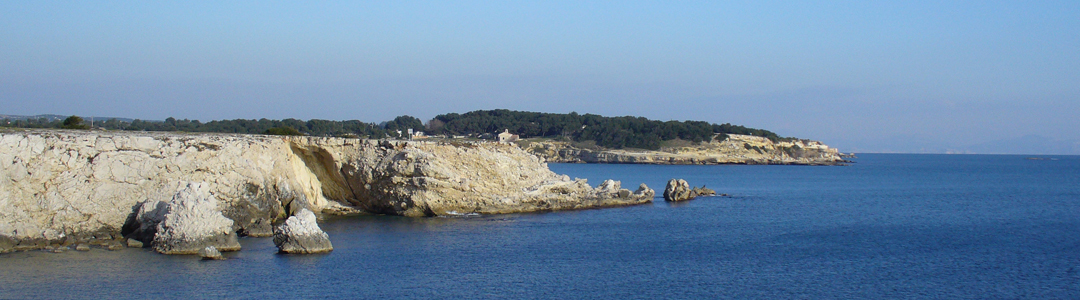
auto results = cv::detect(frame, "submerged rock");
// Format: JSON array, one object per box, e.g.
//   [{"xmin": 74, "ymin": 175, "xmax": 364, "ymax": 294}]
[
  {"xmin": 663, "ymin": 179, "xmax": 716, "ymax": 202},
  {"xmin": 198, "ymin": 246, "xmax": 225, "ymax": 260},
  {"xmin": 273, "ymin": 210, "xmax": 332, "ymax": 254},
  {"xmin": 135, "ymin": 182, "xmax": 241, "ymax": 255},
  {"xmin": 274, "ymin": 209, "xmax": 333, "ymax": 254}
]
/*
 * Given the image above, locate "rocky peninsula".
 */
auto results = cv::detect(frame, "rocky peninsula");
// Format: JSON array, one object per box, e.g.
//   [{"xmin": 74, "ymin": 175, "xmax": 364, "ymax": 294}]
[
  {"xmin": 524, "ymin": 134, "xmax": 847, "ymax": 165},
  {"xmin": 0, "ymin": 129, "xmax": 654, "ymax": 253}
]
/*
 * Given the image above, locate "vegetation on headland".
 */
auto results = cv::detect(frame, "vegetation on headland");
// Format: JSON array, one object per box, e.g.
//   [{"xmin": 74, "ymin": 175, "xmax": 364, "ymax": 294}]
[
  {"xmin": 61, "ymin": 116, "xmax": 90, "ymax": 130},
  {"xmin": 264, "ymin": 126, "xmax": 303, "ymax": 136},
  {"xmin": 429, "ymin": 109, "xmax": 781, "ymax": 149},
  {"xmin": 2, "ymin": 109, "xmax": 784, "ymax": 150}
]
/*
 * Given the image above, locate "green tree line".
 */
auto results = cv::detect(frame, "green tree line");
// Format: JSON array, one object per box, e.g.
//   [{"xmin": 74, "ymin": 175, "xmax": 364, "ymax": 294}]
[
  {"xmin": 2, "ymin": 116, "xmax": 389, "ymax": 137},
  {"xmin": 428, "ymin": 109, "xmax": 782, "ymax": 149},
  {"xmin": 2, "ymin": 110, "xmax": 784, "ymax": 149}
]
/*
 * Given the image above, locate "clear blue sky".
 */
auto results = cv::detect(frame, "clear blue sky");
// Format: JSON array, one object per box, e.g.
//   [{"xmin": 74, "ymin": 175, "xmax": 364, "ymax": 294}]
[{"xmin": 2, "ymin": 1, "xmax": 1078, "ymax": 153}]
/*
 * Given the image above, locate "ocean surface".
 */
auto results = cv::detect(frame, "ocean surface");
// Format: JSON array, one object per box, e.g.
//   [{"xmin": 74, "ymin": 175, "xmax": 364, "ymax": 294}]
[{"xmin": 2, "ymin": 154, "xmax": 1079, "ymax": 299}]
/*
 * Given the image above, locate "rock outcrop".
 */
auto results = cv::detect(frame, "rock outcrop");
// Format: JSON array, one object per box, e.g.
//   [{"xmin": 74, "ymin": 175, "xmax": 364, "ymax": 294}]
[
  {"xmin": 526, "ymin": 134, "xmax": 848, "ymax": 165},
  {"xmin": 351, "ymin": 141, "xmax": 656, "ymax": 216},
  {"xmin": 135, "ymin": 182, "xmax": 241, "ymax": 254},
  {"xmin": 273, "ymin": 209, "xmax": 332, "ymax": 254},
  {"xmin": 0, "ymin": 236, "xmax": 14, "ymax": 254},
  {"xmin": 663, "ymin": 179, "xmax": 716, "ymax": 202},
  {"xmin": 0, "ymin": 130, "xmax": 655, "ymax": 252},
  {"xmin": 198, "ymin": 246, "xmax": 225, "ymax": 260}
]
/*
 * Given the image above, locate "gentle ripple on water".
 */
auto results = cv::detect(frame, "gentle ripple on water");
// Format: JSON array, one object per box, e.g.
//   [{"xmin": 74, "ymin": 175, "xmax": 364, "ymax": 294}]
[{"xmin": 2, "ymin": 154, "xmax": 1079, "ymax": 299}]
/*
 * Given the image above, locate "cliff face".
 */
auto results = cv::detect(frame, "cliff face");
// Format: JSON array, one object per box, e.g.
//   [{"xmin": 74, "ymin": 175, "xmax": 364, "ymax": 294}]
[
  {"xmin": 526, "ymin": 134, "xmax": 847, "ymax": 165},
  {"xmin": 0, "ymin": 130, "xmax": 654, "ymax": 252}
]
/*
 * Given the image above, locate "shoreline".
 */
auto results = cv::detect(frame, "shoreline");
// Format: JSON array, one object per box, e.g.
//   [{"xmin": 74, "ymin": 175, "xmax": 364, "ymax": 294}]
[
  {"xmin": 522, "ymin": 134, "xmax": 849, "ymax": 166},
  {"xmin": 0, "ymin": 129, "xmax": 655, "ymax": 254}
]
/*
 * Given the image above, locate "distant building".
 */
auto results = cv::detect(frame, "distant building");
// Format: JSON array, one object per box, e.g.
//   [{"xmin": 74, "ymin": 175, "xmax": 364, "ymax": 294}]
[{"xmin": 497, "ymin": 129, "xmax": 519, "ymax": 143}]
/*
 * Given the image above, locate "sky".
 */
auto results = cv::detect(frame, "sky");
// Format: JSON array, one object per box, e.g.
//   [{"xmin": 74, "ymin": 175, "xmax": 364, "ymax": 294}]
[{"xmin": 2, "ymin": 1, "xmax": 1078, "ymax": 154}]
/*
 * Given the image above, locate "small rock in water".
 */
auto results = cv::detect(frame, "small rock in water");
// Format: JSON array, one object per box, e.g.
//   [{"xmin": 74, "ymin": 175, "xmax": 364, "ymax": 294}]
[
  {"xmin": 663, "ymin": 179, "xmax": 716, "ymax": 202},
  {"xmin": 75, "ymin": 244, "xmax": 91, "ymax": 251},
  {"xmin": 126, "ymin": 238, "xmax": 144, "ymax": 248},
  {"xmin": 107, "ymin": 242, "xmax": 125, "ymax": 250},
  {"xmin": 198, "ymin": 246, "xmax": 225, "ymax": 260},
  {"xmin": 274, "ymin": 209, "xmax": 334, "ymax": 254}
]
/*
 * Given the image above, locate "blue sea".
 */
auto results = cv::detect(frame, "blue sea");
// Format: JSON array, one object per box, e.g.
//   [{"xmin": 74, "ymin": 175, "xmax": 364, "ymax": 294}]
[{"xmin": 2, "ymin": 154, "xmax": 1079, "ymax": 299}]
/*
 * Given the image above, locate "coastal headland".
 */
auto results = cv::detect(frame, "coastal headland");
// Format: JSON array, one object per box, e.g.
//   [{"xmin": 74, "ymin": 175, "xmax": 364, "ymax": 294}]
[
  {"xmin": 0, "ymin": 129, "xmax": 653, "ymax": 253},
  {"xmin": 523, "ymin": 134, "xmax": 848, "ymax": 165}
]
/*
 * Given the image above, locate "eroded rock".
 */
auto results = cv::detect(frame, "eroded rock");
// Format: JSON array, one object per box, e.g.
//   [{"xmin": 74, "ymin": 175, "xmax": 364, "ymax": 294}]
[
  {"xmin": 198, "ymin": 246, "xmax": 225, "ymax": 260},
  {"xmin": 273, "ymin": 209, "xmax": 333, "ymax": 254},
  {"xmin": 0, "ymin": 130, "xmax": 658, "ymax": 251},
  {"xmin": 663, "ymin": 179, "xmax": 716, "ymax": 202},
  {"xmin": 141, "ymin": 182, "xmax": 241, "ymax": 255},
  {"xmin": 0, "ymin": 236, "xmax": 14, "ymax": 254},
  {"xmin": 354, "ymin": 142, "xmax": 656, "ymax": 216},
  {"xmin": 526, "ymin": 134, "xmax": 847, "ymax": 165}
]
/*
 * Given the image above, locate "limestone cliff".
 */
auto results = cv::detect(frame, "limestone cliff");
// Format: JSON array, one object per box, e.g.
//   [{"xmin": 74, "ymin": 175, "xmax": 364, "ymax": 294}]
[
  {"xmin": 525, "ymin": 134, "xmax": 847, "ymax": 165},
  {"xmin": 0, "ymin": 129, "xmax": 654, "ymax": 252}
]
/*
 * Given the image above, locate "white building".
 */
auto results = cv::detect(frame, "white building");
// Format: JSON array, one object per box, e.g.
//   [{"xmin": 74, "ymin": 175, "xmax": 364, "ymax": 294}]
[{"xmin": 497, "ymin": 129, "xmax": 519, "ymax": 143}]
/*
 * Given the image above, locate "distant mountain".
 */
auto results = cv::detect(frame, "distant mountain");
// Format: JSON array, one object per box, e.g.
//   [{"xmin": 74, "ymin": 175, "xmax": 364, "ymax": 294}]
[{"xmin": 0, "ymin": 114, "xmax": 138, "ymax": 123}]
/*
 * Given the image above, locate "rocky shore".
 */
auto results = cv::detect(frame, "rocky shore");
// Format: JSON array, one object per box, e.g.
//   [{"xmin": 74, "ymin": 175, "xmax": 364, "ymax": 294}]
[
  {"xmin": 0, "ymin": 129, "xmax": 654, "ymax": 253},
  {"xmin": 525, "ymin": 134, "xmax": 848, "ymax": 165}
]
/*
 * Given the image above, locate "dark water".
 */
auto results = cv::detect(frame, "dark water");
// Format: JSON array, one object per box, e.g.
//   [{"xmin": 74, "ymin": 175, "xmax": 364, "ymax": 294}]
[{"xmin": 2, "ymin": 154, "xmax": 1079, "ymax": 299}]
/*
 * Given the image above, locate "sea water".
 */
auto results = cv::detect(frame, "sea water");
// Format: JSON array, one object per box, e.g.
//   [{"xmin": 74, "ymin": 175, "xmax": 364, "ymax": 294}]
[{"xmin": 1, "ymin": 154, "xmax": 1079, "ymax": 299}]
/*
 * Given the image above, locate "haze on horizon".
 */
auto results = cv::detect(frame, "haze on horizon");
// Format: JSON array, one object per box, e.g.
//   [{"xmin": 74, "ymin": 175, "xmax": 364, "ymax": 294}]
[{"xmin": 2, "ymin": 1, "xmax": 1078, "ymax": 154}]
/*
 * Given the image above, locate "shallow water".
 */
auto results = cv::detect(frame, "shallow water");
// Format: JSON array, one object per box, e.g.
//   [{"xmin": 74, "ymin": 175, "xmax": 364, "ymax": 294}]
[{"xmin": 2, "ymin": 154, "xmax": 1079, "ymax": 299}]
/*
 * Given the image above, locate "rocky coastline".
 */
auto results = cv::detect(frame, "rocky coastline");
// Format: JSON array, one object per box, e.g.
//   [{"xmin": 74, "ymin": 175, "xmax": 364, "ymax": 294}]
[
  {"xmin": 0, "ymin": 129, "xmax": 654, "ymax": 254},
  {"xmin": 524, "ymin": 134, "xmax": 849, "ymax": 165}
]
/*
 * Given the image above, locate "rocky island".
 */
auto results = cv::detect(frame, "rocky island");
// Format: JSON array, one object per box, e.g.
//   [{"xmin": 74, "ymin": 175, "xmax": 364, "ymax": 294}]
[{"xmin": 0, "ymin": 129, "xmax": 654, "ymax": 254}]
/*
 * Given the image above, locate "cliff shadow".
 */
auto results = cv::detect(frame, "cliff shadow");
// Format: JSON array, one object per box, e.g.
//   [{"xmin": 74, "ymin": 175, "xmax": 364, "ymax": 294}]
[{"xmin": 288, "ymin": 143, "xmax": 364, "ymax": 210}]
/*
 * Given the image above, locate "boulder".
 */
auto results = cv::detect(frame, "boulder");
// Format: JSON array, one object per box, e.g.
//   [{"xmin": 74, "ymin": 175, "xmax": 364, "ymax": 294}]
[
  {"xmin": 664, "ymin": 179, "xmax": 691, "ymax": 201},
  {"xmin": 634, "ymin": 183, "xmax": 655, "ymax": 198},
  {"xmin": 136, "ymin": 182, "xmax": 241, "ymax": 255},
  {"xmin": 663, "ymin": 179, "xmax": 716, "ymax": 202},
  {"xmin": 273, "ymin": 209, "xmax": 333, "ymax": 254},
  {"xmin": 198, "ymin": 246, "xmax": 225, "ymax": 260},
  {"xmin": 106, "ymin": 241, "xmax": 125, "ymax": 250},
  {"xmin": 75, "ymin": 244, "xmax": 91, "ymax": 251},
  {"xmin": 126, "ymin": 238, "xmax": 144, "ymax": 248},
  {"xmin": 694, "ymin": 186, "xmax": 717, "ymax": 197}
]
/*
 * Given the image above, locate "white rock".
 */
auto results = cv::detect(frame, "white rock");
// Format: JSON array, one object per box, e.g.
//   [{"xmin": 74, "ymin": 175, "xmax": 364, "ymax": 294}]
[
  {"xmin": 273, "ymin": 209, "xmax": 333, "ymax": 254},
  {"xmin": 149, "ymin": 182, "xmax": 240, "ymax": 255},
  {"xmin": 0, "ymin": 130, "xmax": 656, "ymax": 250},
  {"xmin": 198, "ymin": 246, "xmax": 224, "ymax": 260}
]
